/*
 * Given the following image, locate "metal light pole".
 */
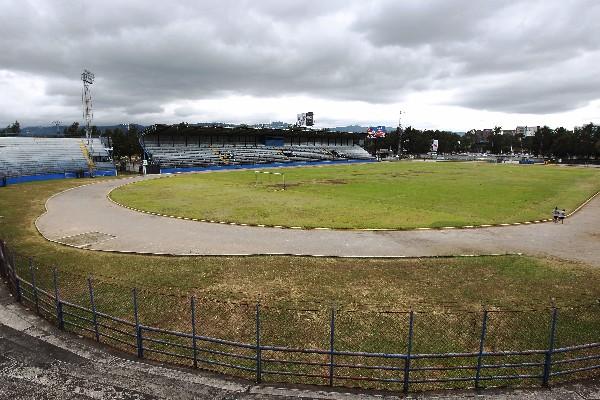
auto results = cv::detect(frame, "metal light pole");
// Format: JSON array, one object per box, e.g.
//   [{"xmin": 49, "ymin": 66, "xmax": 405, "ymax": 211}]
[
  {"xmin": 396, "ymin": 110, "xmax": 403, "ymax": 158},
  {"xmin": 81, "ymin": 69, "xmax": 95, "ymax": 148}
]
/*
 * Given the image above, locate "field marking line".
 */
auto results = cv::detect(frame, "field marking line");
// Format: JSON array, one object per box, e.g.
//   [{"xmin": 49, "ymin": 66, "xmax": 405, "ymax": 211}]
[{"xmin": 566, "ymin": 190, "xmax": 600, "ymax": 217}]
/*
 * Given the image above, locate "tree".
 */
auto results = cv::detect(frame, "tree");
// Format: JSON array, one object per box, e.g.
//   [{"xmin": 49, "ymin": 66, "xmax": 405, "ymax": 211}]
[
  {"xmin": 550, "ymin": 127, "xmax": 572, "ymax": 159},
  {"xmin": 575, "ymin": 123, "xmax": 596, "ymax": 159},
  {"xmin": 540, "ymin": 126, "xmax": 554, "ymax": 157},
  {"xmin": 5, "ymin": 120, "xmax": 20, "ymax": 134},
  {"xmin": 491, "ymin": 126, "xmax": 503, "ymax": 154},
  {"xmin": 513, "ymin": 129, "xmax": 525, "ymax": 154},
  {"xmin": 460, "ymin": 131, "xmax": 476, "ymax": 152},
  {"xmin": 109, "ymin": 125, "xmax": 142, "ymax": 160},
  {"xmin": 64, "ymin": 122, "xmax": 81, "ymax": 137}
]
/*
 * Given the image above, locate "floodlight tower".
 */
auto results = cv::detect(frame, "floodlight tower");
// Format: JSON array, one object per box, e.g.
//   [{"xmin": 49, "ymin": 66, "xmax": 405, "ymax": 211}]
[
  {"xmin": 81, "ymin": 69, "xmax": 95, "ymax": 146},
  {"xmin": 51, "ymin": 120, "xmax": 62, "ymax": 136},
  {"xmin": 396, "ymin": 110, "xmax": 403, "ymax": 158}
]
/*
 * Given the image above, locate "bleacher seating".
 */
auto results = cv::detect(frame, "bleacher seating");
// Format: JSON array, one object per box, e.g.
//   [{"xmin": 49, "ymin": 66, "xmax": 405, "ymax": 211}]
[
  {"xmin": 143, "ymin": 143, "xmax": 373, "ymax": 169},
  {"xmin": 0, "ymin": 137, "xmax": 101, "ymax": 178}
]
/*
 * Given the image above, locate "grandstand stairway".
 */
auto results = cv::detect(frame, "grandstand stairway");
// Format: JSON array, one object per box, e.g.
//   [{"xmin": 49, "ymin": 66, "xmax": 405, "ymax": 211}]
[{"xmin": 79, "ymin": 140, "xmax": 96, "ymax": 170}]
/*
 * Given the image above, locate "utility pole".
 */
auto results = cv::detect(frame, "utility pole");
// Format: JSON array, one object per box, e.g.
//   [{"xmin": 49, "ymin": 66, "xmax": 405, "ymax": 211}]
[{"xmin": 396, "ymin": 110, "xmax": 403, "ymax": 158}]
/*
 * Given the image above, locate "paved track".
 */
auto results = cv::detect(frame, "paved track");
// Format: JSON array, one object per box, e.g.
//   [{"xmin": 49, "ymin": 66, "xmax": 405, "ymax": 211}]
[
  {"xmin": 1, "ymin": 284, "xmax": 599, "ymax": 399},
  {"xmin": 36, "ymin": 175, "xmax": 600, "ymax": 266}
]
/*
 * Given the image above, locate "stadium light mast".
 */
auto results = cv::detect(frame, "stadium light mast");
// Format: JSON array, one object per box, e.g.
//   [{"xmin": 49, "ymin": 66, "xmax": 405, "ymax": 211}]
[
  {"xmin": 52, "ymin": 120, "xmax": 62, "ymax": 136},
  {"xmin": 81, "ymin": 69, "xmax": 95, "ymax": 147},
  {"xmin": 396, "ymin": 110, "xmax": 403, "ymax": 158}
]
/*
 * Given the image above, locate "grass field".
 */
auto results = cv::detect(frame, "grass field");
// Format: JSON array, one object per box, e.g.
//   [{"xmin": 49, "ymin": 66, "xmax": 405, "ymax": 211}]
[
  {"xmin": 110, "ymin": 162, "xmax": 600, "ymax": 229},
  {"xmin": 2, "ymin": 176, "xmax": 600, "ymax": 390},
  {"xmin": 0, "ymin": 174, "xmax": 600, "ymax": 309},
  {"xmin": 1, "ymin": 176, "xmax": 599, "ymax": 310}
]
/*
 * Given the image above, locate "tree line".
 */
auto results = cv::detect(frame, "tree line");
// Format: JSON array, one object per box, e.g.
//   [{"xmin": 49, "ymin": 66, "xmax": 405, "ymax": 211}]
[
  {"xmin": 2, "ymin": 119, "xmax": 598, "ymax": 160},
  {"xmin": 0, "ymin": 121, "xmax": 20, "ymax": 135},
  {"xmin": 61, "ymin": 122, "xmax": 142, "ymax": 160},
  {"xmin": 364, "ymin": 123, "xmax": 600, "ymax": 159}
]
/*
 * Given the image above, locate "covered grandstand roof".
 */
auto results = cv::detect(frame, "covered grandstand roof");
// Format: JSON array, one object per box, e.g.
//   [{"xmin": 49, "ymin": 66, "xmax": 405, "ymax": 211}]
[{"xmin": 141, "ymin": 124, "xmax": 368, "ymax": 139}]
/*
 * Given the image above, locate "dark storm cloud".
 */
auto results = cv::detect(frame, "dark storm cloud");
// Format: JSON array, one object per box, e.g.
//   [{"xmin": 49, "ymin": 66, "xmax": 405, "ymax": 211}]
[
  {"xmin": 0, "ymin": 0, "xmax": 599, "ymax": 125},
  {"xmin": 353, "ymin": 0, "xmax": 506, "ymax": 47},
  {"xmin": 354, "ymin": 0, "xmax": 600, "ymax": 114}
]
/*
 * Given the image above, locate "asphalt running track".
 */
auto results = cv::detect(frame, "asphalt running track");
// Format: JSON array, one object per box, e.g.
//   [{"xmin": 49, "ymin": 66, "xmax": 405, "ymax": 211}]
[{"xmin": 35, "ymin": 174, "xmax": 600, "ymax": 266}]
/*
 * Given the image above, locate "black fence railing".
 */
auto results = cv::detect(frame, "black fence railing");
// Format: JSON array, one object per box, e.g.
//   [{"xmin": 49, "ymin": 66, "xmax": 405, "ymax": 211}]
[{"xmin": 0, "ymin": 239, "xmax": 599, "ymax": 393}]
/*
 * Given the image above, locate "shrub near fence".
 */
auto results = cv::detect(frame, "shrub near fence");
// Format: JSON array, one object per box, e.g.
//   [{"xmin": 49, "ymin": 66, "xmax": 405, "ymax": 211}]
[{"xmin": 0, "ymin": 240, "xmax": 599, "ymax": 393}]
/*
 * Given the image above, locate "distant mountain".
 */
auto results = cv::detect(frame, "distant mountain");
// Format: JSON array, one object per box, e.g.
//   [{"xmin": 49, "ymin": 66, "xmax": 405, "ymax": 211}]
[
  {"xmin": 20, "ymin": 126, "xmax": 63, "ymax": 136},
  {"xmin": 331, "ymin": 125, "xmax": 397, "ymax": 133},
  {"xmin": 20, "ymin": 124, "xmax": 146, "ymax": 137},
  {"xmin": 21, "ymin": 122, "xmax": 403, "ymax": 136},
  {"xmin": 331, "ymin": 125, "xmax": 367, "ymax": 133}
]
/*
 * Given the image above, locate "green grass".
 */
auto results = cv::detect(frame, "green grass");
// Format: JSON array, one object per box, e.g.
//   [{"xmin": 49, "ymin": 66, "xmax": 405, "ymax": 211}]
[
  {"xmin": 2, "ymin": 177, "xmax": 600, "ymax": 390},
  {"xmin": 110, "ymin": 162, "xmax": 600, "ymax": 229},
  {"xmin": 2, "ymin": 176, "xmax": 600, "ymax": 310}
]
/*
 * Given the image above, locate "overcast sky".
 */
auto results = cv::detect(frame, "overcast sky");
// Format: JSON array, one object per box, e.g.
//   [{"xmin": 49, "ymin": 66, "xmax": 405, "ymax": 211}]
[{"xmin": 1, "ymin": 0, "xmax": 599, "ymax": 131}]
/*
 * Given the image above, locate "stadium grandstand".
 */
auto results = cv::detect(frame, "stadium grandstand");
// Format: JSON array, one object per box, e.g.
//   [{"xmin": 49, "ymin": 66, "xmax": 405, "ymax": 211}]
[
  {"xmin": 0, "ymin": 137, "xmax": 116, "ymax": 186},
  {"xmin": 140, "ymin": 124, "xmax": 374, "ymax": 172}
]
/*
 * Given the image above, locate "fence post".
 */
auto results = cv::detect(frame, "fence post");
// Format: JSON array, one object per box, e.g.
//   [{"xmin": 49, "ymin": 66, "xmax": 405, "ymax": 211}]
[
  {"xmin": 255, "ymin": 303, "xmax": 262, "ymax": 384},
  {"xmin": 329, "ymin": 307, "xmax": 336, "ymax": 387},
  {"xmin": 0, "ymin": 240, "xmax": 6, "ymax": 279},
  {"xmin": 403, "ymin": 310, "xmax": 414, "ymax": 393},
  {"xmin": 191, "ymin": 296, "xmax": 198, "ymax": 368},
  {"xmin": 133, "ymin": 288, "xmax": 143, "ymax": 358},
  {"xmin": 29, "ymin": 258, "xmax": 39, "ymax": 314},
  {"xmin": 7, "ymin": 250, "xmax": 19, "ymax": 301},
  {"xmin": 4, "ymin": 246, "xmax": 18, "ymax": 297},
  {"xmin": 15, "ymin": 276, "xmax": 22, "ymax": 303},
  {"xmin": 475, "ymin": 309, "xmax": 489, "ymax": 389},
  {"xmin": 52, "ymin": 267, "xmax": 64, "ymax": 330},
  {"xmin": 88, "ymin": 276, "xmax": 100, "ymax": 342},
  {"xmin": 542, "ymin": 307, "xmax": 558, "ymax": 386}
]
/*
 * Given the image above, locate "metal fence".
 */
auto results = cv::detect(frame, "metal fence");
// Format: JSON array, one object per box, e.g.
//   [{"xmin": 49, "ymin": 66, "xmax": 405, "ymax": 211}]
[{"xmin": 0, "ymin": 240, "xmax": 599, "ymax": 393}]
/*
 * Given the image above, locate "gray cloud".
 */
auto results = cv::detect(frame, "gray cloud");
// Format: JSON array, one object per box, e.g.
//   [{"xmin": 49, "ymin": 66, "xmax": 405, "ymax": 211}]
[{"xmin": 1, "ymin": 0, "xmax": 599, "ymax": 126}]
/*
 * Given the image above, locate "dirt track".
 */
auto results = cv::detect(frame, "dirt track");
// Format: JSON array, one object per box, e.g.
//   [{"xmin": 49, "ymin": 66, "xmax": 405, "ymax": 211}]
[{"xmin": 35, "ymin": 175, "xmax": 600, "ymax": 266}]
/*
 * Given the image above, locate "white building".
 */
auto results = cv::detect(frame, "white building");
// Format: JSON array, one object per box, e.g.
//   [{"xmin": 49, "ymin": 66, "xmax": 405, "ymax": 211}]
[{"xmin": 516, "ymin": 126, "xmax": 538, "ymax": 137}]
